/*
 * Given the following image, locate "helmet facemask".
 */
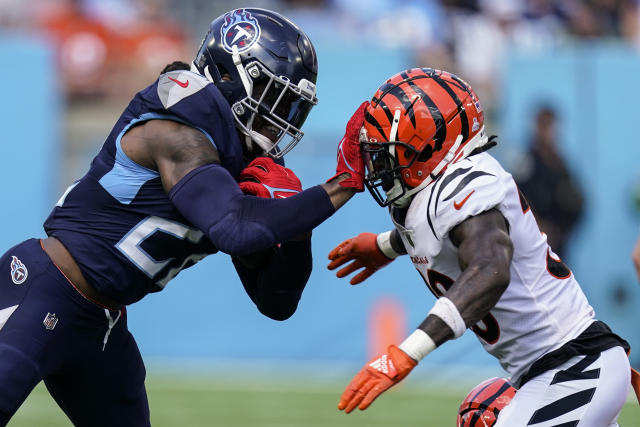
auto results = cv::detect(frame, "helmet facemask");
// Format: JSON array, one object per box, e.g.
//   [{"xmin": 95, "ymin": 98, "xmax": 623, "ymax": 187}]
[
  {"xmin": 230, "ymin": 59, "xmax": 318, "ymax": 158},
  {"xmin": 362, "ymin": 137, "xmax": 421, "ymax": 208}
]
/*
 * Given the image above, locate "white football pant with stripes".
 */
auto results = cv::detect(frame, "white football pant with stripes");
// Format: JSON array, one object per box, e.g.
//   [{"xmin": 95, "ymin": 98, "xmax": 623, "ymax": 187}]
[{"xmin": 495, "ymin": 346, "xmax": 630, "ymax": 427}]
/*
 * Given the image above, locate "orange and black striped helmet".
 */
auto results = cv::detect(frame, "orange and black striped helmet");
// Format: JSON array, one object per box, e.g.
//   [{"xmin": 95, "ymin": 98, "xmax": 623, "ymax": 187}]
[
  {"xmin": 457, "ymin": 377, "xmax": 516, "ymax": 427},
  {"xmin": 361, "ymin": 68, "xmax": 487, "ymax": 207}
]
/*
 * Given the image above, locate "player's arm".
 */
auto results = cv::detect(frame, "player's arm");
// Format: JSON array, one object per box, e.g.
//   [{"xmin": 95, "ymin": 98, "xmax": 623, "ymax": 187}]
[
  {"xmin": 125, "ymin": 104, "xmax": 366, "ymax": 256},
  {"xmin": 418, "ymin": 208, "xmax": 513, "ymax": 344},
  {"xmin": 338, "ymin": 209, "xmax": 513, "ymax": 413},
  {"xmin": 229, "ymin": 157, "xmax": 312, "ymax": 320}
]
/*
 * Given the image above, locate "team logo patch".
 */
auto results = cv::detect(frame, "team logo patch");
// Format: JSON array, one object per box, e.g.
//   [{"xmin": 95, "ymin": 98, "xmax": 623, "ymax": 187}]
[
  {"xmin": 10, "ymin": 256, "xmax": 28, "ymax": 284},
  {"xmin": 472, "ymin": 117, "xmax": 480, "ymax": 132},
  {"xmin": 43, "ymin": 312, "xmax": 58, "ymax": 330},
  {"xmin": 221, "ymin": 9, "xmax": 261, "ymax": 54}
]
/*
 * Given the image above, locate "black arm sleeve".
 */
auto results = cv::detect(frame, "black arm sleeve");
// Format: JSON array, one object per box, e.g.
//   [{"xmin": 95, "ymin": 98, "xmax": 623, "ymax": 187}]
[
  {"xmin": 169, "ymin": 163, "xmax": 335, "ymax": 255},
  {"xmin": 232, "ymin": 237, "xmax": 312, "ymax": 321}
]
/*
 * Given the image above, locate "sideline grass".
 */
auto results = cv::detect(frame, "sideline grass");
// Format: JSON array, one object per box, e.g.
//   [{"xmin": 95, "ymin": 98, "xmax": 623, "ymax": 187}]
[{"xmin": 10, "ymin": 376, "xmax": 640, "ymax": 426}]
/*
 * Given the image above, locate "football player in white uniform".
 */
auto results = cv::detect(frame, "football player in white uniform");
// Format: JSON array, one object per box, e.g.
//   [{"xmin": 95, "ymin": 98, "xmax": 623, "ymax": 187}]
[{"xmin": 329, "ymin": 68, "xmax": 634, "ymax": 426}]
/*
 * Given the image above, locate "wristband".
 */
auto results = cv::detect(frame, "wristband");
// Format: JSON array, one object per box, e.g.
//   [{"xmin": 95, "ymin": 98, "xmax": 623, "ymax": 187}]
[
  {"xmin": 428, "ymin": 297, "xmax": 466, "ymax": 339},
  {"xmin": 398, "ymin": 329, "xmax": 436, "ymax": 362},
  {"xmin": 376, "ymin": 231, "xmax": 401, "ymax": 260}
]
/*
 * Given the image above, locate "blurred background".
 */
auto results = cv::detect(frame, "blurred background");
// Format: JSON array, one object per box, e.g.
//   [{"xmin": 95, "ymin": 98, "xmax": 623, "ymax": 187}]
[{"xmin": 1, "ymin": 0, "xmax": 640, "ymax": 425}]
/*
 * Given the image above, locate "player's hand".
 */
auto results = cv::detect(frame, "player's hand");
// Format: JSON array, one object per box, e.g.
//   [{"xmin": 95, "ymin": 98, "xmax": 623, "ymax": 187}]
[
  {"xmin": 328, "ymin": 233, "xmax": 394, "ymax": 285},
  {"xmin": 338, "ymin": 345, "xmax": 417, "ymax": 413},
  {"xmin": 327, "ymin": 101, "xmax": 369, "ymax": 191},
  {"xmin": 239, "ymin": 157, "xmax": 302, "ymax": 199}
]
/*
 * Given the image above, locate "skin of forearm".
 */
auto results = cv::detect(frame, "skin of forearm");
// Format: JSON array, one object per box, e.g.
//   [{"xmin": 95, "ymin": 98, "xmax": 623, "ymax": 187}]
[{"xmin": 321, "ymin": 173, "xmax": 357, "ymax": 210}]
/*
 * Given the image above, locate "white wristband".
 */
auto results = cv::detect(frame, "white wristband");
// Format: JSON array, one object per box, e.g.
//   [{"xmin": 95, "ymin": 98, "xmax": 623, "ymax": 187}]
[
  {"xmin": 398, "ymin": 329, "xmax": 436, "ymax": 362},
  {"xmin": 428, "ymin": 297, "xmax": 467, "ymax": 339},
  {"xmin": 376, "ymin": 230, "xmax": 400, "ymax": 259}
]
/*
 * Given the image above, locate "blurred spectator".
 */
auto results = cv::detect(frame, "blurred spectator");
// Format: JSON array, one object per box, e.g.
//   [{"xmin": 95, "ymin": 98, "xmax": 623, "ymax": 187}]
[
  {"xmin": 515, "ymin": 105, "xmax": 585, "ymax": 259},
  {"xmin": 633, "ymin": 233, "xmax": 640, "ymax": 281},
  {"xmin": 116, "ymin": 0, "xmax": 190, "ymax": 96},
  {"xmin": 31, "ymin": 0, "xmax": 189, "ymax": 100},
  {"xmin": 36, "ymin": 0, "xmax": 120, "ymax": 99}
]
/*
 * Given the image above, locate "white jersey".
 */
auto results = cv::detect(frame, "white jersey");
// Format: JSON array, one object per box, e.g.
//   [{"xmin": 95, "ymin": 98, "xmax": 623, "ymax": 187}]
[{"xmin": 392, "ymin": 152, "xmax": 595, "ymax": 384}]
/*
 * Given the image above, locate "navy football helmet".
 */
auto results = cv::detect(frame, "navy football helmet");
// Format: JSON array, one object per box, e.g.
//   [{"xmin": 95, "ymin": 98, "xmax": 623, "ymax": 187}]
[{"xmin": 193, "ymin": 8, "xmax": 318, "ymax": 158}]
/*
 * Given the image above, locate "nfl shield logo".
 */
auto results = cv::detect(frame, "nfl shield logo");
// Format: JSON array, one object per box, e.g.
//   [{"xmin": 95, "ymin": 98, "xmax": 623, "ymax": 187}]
[
  {"xmin": 10, "ymin": 256, "xmax": 28, "ymax": 285},
  {"xmin": 43, "ymin": 312, "xmax": 58, "ymax": 330}
]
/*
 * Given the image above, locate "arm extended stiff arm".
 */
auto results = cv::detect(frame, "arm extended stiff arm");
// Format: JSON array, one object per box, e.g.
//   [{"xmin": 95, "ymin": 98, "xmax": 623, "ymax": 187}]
[{"xmin": 169, "ymin": 163, "xmax": 334, "ymax": 255}]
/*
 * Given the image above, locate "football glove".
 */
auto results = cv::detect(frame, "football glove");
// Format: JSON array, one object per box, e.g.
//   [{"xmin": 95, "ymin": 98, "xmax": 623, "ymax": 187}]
[
  {"xmin": 327, "ymin": 101, "xmax": 369, "ymax": 191},
  {"xmin": 239, "ymin": 157, "xmax": 302, "ymax": 199},
  {"xmin": 338, "ymin": 344, "xmax": 417, "ymax": 413},
  {"xmin": 327, "ymin": 233, "xmax": 394, "ymax": 285}
]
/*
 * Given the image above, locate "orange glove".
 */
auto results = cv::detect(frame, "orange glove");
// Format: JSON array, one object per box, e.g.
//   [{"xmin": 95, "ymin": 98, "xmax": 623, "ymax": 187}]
[
  {"xmin": 327, "ymin": 233, "xmax": 394, "ymax": 285},
  {"xmin": 338, "ymin": 345, "xmax": 417, "ymax": 413}
]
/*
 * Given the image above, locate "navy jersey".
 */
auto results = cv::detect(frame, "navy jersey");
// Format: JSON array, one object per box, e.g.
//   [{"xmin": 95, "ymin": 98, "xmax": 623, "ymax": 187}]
[{"xmin": 44, "ymin": 70, "xmax": 247, "ymax": 305}]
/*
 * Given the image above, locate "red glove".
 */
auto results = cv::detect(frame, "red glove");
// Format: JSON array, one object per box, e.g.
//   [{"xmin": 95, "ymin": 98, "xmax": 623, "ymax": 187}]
[
  {"xmin": 338, "ymin": 345, "xmax": 417, "ymax": 413},
  {"xmin": 327, "ymin": 101, "xmax": 369, "ymax": 191},
  {"xmin": 327, "ymin": 233, "xmax": 394, "ymax": 285},
  {"xmin": 239, "ymin": 157, "xmax": 302, "ymax": 199}
]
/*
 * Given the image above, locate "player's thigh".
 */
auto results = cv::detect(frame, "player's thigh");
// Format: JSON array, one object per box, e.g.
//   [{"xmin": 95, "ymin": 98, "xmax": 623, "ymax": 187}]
[
  {"xmin": 45, "ymin": 321, "xmax": 150, "ymax": 427},
  {"xmin": 0, "ymin": 240, "xmax": 68, "ymax": 422},
  {"xmin": 495, "ymin": 347, "xmax": 630, "ymax": 427}
]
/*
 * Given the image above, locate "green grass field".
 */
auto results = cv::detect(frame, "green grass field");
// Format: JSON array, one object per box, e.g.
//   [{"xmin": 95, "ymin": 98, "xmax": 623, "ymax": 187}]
[{"xmin": 9, "ymin": 375, "xmax": 640, "ymax": 426}]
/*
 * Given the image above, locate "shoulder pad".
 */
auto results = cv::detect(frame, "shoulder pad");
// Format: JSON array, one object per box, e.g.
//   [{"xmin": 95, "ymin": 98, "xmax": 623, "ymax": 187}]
[
  {"xmin": 157, "ymin": 71, "xmax": 211, "ymax": 109},
  {"xmin": 428, "ymin": 155, "xmax": 507, "ymax": 238}
]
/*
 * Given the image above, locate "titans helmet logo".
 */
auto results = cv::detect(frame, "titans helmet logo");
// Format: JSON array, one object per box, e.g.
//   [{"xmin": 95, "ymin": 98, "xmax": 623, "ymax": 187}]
[{"xmin": 221, "ymin": 9, "xmax": 261, "ymax": 54}]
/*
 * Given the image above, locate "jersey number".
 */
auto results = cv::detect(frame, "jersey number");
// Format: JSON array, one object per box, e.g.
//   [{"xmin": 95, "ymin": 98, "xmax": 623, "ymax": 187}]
[
  {"xmin": 424, "ymin": 269, "xmax": 501, "ymax": 344},
  {"xmin": 116, "ymin": 216, "xmax": 207, "ymax": 288}
]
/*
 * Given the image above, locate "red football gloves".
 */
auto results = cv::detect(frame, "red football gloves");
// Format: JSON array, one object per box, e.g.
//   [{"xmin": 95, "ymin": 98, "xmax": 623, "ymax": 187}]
[
  {"xmin": 338, "ymin": 345, "xmax": 417, "ymax": 413},
  {"xmin": 328, "ymin": 101, "xmax": 369, "ymax": 191},
  {"xmin": 327, "ymin": 233, "xmax": 395, "ymax": 285},
  {"xmin": 239, "ymin": 157, "xmax": 302, "ymax": 199}
]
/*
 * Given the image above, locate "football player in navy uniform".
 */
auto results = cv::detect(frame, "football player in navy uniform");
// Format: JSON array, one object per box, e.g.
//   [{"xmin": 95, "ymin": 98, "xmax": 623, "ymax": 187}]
[
  {"xmin": 0, "ymin": 8, "xmax": 367, "ymax": 426},
  {"xmin": 328, "ymin": 68, "xmax": 635, "ymax": 425}
]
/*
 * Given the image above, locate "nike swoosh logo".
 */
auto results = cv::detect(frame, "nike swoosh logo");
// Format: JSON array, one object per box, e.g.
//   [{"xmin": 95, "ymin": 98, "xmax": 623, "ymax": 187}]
[
  {"xmin": 168, "ymin": 76, "xmax": 189, "ymax": 88},
  {"xmin": 453, "ymin": 190, "xmax": 475, "ymax": 210}
]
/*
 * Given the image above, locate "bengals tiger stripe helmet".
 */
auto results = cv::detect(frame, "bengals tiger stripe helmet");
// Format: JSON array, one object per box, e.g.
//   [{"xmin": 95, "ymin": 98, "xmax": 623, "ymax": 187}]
[
  {"xmin": 361, "ymin": 68, "xmax": 489, "ymax": 207},
  {"xmin": 457, "ymin": 377, "xmax": 516, "ymax": 427}
]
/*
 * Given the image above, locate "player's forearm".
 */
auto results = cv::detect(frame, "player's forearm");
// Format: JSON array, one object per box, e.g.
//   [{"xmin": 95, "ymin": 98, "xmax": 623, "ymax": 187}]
[
  {"xmin": 321, "ymin": 174, "xmax": 357, "ymax": 211},
  {"xmin": 417, "ymin": 236, "xmax": 512, "ymax": 347},
  {"xmin": 170, "ymin": 164, "xmax": 335, "ymax": 255}
]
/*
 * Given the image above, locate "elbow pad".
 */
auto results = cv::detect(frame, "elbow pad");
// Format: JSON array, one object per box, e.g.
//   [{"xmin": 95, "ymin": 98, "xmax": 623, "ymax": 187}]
[{"xmin": 169, "ymin": 163, "xmax": 334, "ymax": 255}]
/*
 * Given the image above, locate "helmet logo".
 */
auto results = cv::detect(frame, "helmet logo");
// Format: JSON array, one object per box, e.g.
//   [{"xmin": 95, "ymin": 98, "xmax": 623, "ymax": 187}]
[
  {"xmin": 472, "ymin": 117, "xmax": 480, "ymax": 132},
  {"xmin": 221, "ymin": 9, "xmax": 261, "ymax": 54}
]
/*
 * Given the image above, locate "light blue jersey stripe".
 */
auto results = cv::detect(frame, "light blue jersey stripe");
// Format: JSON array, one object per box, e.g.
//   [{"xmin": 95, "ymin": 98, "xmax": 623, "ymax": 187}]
[{"xmin": 99, "ymin": 113, "xmax": 217, "ymax": 204}]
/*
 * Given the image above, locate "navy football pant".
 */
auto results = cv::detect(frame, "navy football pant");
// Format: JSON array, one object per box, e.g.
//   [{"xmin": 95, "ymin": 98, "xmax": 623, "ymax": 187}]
[{"xmin": 0, "ymin": 239, "xmax": 150, "ymax": 426}]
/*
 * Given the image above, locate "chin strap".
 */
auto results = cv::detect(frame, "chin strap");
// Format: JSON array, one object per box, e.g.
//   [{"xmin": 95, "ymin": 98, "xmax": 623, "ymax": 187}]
[{"xmin": 231, "ymin": 45, "xmax": 252, "ymax": 98}]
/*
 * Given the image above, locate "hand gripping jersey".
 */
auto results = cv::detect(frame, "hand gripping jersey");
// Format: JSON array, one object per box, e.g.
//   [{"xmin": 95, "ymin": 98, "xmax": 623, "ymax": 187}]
[
  {"xmin": 392, "ymin": 152, "xmax": 595, "ymax": 385},
  {"xmin": 44, "ymin": 70, "xmax": 247, "ymax": 305}
]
